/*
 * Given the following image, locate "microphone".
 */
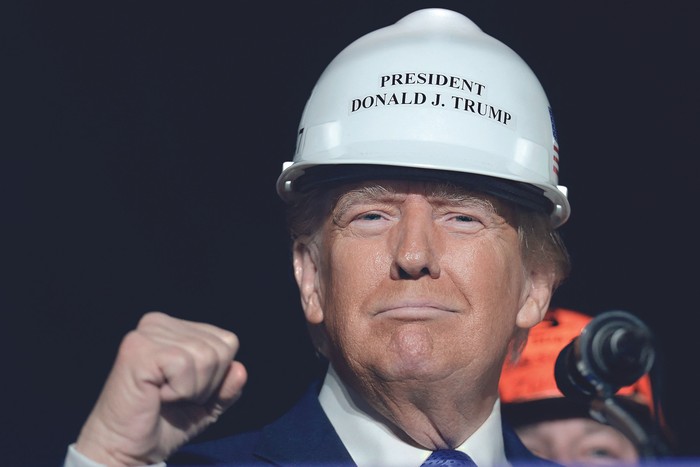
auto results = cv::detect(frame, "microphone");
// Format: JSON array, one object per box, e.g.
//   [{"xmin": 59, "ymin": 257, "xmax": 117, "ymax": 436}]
[{"xmin": 554, "ymin": 310, "xmax": 655, "ymax": 399}]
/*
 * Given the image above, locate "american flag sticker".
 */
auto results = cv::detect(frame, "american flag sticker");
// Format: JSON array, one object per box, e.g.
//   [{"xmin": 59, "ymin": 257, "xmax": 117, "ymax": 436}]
[
  {"xmin": 549, "ymin": 107, "xmax": 560, "ymax": 176},
  {"xmin": 295, "ymin": 127, "xmax": 305, "ymax": 156}
]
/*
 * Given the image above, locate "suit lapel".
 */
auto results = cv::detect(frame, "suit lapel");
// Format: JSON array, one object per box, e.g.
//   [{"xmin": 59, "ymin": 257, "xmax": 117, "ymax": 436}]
[{"xmin": 253, "ymin": 379, "xmax": 356, "ymax": 466}]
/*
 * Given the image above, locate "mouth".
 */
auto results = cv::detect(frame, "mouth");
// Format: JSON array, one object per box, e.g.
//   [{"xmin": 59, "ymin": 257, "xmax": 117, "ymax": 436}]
[{"xmin": 375, "ymin": 303, "xmax": 458, "ymax": 320}]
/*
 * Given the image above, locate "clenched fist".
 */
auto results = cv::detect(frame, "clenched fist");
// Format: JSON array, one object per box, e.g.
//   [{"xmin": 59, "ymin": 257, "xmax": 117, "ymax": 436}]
[{"xmin": 74, "ymin": 312, "xmax": 247, "ymax": 466}]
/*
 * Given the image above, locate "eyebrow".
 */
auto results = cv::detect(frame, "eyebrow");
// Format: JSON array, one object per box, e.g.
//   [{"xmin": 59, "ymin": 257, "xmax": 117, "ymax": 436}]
[
  {"xmin": 333, "ymin": 185, "xmax": 392, "ymax": 221},
  {"xmin": 333, "ymin": 183, "xmax": 497, "ymax": 219}
]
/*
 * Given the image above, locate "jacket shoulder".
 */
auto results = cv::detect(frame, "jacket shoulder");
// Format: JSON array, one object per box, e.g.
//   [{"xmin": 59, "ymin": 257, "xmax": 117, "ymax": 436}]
[{"xmin": 169, "ymin": 378, "xmax": 353, "ymax": 466}]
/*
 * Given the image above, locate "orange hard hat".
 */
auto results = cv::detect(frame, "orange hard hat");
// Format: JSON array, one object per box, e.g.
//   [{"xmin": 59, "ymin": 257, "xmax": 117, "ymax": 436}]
[{"xmin": 499, "ymin": 308, "xmax": 654, "ymax": 412}]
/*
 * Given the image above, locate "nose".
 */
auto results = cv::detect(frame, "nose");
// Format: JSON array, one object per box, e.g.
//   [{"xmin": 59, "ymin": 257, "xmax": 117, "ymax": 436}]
[{"xmin": 390, "ymin": 202, "xmax": 441, "ymax": 280}]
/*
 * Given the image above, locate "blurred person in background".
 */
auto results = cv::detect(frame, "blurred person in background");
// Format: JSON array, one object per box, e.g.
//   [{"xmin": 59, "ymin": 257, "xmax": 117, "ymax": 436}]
[{"xmin": 499, "ymin": 307, "xmax": 674, "ymax": 465}]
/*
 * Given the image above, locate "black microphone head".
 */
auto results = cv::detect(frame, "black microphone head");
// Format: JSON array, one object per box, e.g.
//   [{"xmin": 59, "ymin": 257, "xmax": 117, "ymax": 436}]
[
  {"xmin": 554, "ymin": 338, "xmax": 597, "ymax": 400},
  {"xmin": 581, "ymin": 311, "xmax": 655, "ymax": 389},
  {"xmin": 555, "ymin": 310, "xmax": 655, "ymax": 399}
]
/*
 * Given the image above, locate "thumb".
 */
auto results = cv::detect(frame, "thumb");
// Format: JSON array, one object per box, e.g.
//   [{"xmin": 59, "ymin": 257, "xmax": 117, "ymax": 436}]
[
  {"xmin": 161, "ymin": 360, "xmax": 248, "ymax": 445},
  {"xmin": 208, "ymin": 361, "xmax": 248, "ymax": 418}
]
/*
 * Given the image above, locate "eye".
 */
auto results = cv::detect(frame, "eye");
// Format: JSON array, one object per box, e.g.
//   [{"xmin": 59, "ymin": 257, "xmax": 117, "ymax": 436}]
[
  {"xmin": 333, "ymin": 204, "xmax": 392, "ymax": 228},
  {"xmin": 356, "ymin": 212, "xmax": 384, "ymax": 221},
  {"xmin": 342, "ymin": 208, "xmax": 395, "ymax": 236},
  {"xmin": 441, "ymin": 211, "xmax": 485, "ymax": 233},
  {"xmin": 577, "ymin": 437, "xmax": 636, "ymax": 464},
  {"xmin": 585, "ymin": 447, "xmax": 617, "ymax": 459}
]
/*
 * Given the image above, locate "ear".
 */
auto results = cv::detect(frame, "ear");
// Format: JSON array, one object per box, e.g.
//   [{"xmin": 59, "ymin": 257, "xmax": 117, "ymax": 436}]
[
  {"xmin": 515, "ymin": 270, "xmax": 555, "ymax": 330},
  {"xmin": 292, "ymin": 240, "xmax": 324, "ymax": 325}
]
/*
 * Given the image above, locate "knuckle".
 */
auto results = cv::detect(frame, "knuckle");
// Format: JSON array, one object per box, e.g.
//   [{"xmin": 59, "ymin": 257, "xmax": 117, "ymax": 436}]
[
  {"xmin": 219, "ymin": 330, "xmax": 240, "ymax": 351},
  {"xmin": 162, "ymin": 345, "xmax": 195, "ymax": 372},
  {"xmin": 137, "ymin": 310, "xmax": 168, "ymax": 329},
  {"xmin": 190, "ymin": 339, "xmax": 219, "ymax": 362},
  {"xmin": 118, "ymin": 330, "xmax": 148, "ymax": 359}
]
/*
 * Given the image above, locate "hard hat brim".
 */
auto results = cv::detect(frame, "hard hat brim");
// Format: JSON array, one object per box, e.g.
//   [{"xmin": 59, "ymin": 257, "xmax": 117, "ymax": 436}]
[{"xmin": 279, "ymin": 163, "xmax": 554, "ymax": 215}]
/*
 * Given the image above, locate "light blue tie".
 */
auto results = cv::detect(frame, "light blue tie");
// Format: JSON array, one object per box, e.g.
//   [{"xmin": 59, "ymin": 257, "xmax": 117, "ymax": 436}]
[{"xmin": 421, "ymin": 449, "xmax": 477, "ymax": 466}]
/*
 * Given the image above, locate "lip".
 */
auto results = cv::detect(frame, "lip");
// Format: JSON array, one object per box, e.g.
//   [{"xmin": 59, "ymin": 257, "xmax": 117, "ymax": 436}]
[{"xmin": 374, "ymin": 302, "xmax": 458, "ymax": 319}]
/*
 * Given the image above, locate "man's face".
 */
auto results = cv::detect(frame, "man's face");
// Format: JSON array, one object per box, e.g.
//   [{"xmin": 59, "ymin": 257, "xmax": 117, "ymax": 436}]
[{"xmin": 294, "ymin": 180, "xmax": 551, "ymax": 399}]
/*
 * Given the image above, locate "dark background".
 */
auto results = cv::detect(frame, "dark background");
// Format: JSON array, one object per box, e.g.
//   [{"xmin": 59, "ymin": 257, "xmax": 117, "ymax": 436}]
[{"xmin": 3, "ymin": 1, "xmax": 699, "ymax": 465}]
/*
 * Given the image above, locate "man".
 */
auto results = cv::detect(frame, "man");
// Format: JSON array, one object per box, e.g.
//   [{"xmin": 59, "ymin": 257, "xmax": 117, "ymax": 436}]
[
  {"xmin": 66, "ymin": 8, "xmax": 571, "ymax": 466},
  {"xmin": 499, "ymin": 308, "xmax": 673, "ymax": 465}
]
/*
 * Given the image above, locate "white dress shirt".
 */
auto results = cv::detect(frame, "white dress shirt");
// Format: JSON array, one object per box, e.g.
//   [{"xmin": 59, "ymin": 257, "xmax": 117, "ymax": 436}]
[{"xmin": 319, "ymin": 364, "xmax": 511, "ymax": 467}]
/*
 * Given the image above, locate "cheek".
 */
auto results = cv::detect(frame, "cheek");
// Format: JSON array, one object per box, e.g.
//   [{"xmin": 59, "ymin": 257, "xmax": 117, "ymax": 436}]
[
  {"xmin": 449, "ymin": 239, "xmax": 526, "ymax": 309},
  {"xmin": 446, "ymin": 240, "xmax": 526, "ymax": 344},
  {"xmin": 329, "ymin": 243, "xmax": 386, "ymax": 299},
  {"xmin": 320, "ymin": 240, "xmax": 389, "ymax": 330}
]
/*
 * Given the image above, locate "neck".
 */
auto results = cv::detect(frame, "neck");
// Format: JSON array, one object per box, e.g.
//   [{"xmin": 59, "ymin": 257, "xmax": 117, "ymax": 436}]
[{"xmin": 331, "ymin": 364, "xmax": 498, "ymax": 449}]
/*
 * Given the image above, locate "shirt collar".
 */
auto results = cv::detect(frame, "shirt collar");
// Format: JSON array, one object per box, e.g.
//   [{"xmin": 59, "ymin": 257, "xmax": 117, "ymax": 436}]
[{"xmin": 318, "ymin": 364, "xmax": 511, "ymax": 467}]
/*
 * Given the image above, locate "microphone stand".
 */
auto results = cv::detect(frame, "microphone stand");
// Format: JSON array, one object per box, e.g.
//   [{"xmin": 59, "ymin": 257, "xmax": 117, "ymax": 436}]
[
  {"xmin": 588, "ymin": 389, "xmax": 656, "ymax": 459},
  {"xmin": 555, "ymin": 310, "xmax": 662, "ymax": 459}
]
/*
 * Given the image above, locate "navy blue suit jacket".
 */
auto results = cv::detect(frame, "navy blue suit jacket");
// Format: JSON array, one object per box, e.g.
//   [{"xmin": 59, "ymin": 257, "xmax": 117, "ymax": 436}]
[{"xmin": 171, "ymin": 380, "xmax": 560, "ymax": 466}]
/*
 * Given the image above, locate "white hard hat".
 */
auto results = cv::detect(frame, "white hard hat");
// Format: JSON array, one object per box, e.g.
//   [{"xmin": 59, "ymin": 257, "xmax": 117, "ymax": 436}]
[{"xmin": 277, "ymin": 8, "xmax": 570, "ymax": 227}]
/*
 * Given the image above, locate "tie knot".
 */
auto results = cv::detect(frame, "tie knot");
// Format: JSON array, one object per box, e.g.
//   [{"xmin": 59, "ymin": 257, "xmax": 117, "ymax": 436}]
[{"xmin": 421, "ymin": 449, "xmax": 477, "ymax": 466}]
